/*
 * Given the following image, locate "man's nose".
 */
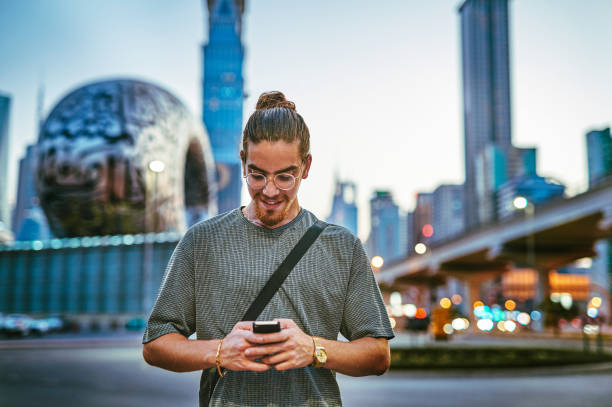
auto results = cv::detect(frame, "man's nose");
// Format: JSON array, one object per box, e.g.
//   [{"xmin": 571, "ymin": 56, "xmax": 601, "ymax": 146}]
[{"xmin": 262, "ymin": 177, "xmax": 280, "ymax": 196}]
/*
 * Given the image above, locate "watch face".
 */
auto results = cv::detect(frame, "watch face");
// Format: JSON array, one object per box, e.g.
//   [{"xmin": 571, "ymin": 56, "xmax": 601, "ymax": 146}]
[{"xmin": 315, "ymin": 348, "xmax": 327, "ymax": 363}]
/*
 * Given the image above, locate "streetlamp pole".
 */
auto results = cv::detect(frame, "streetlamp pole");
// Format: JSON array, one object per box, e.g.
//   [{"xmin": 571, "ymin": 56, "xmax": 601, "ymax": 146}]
[{"xmin": 143, "ymin": 160, "xmax": 165, "ymax": 315}]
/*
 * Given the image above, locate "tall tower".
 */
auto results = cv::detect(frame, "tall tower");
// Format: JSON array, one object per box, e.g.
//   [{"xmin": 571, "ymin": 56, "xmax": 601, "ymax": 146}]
[
  {"xmin": 368, "ymin": 191, "xmax": 401, "ymax": 262},
  {"xmin": 459, "ymin": 0, "xmax": 512, "ymax": 229},
  {"xmin": 586, "ymin": 127, "xmax": 612, "ymax": 188},
  {"xmin": 327, "ymin": 179, "xmax": 358, "ymax": 236},
  {"xmin": 202, "ymin": 0, "xmax": 245, "ymax": 214},
  {"xmin": 0, "ymin": 93, "xmax": 11, "ymax": 231}
]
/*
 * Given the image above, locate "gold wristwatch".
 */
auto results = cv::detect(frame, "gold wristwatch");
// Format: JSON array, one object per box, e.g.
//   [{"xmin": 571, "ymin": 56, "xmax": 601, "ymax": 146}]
[{"xmin": 311, "ymin": 336, "xmax": 327, "ymax": 368}]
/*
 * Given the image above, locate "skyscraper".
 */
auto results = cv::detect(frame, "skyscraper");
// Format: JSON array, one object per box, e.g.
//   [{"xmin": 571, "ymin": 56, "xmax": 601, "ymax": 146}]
[
  {"xmin": 459, "ymin": 0, "xmax": 512, "ymax": 229},
  {"xmin": 202, "ymin": 0, "xmax": 245, "ymax": 214},
  {"xmin": 586, "ymin": 127, "xmax": 612, "ymax": 188},
  {"xmin": 432, "ymin": 184, "xmax": 465, "ymax": 244},
  {"xmin": 367, "ymin": 190, "xmax": 402, "ymax": 262},
  {"xmin": 327, "ymin": 179, "xmax": 358, "ymax": 236},
  {"xmin": 12, "ymin": 144, "xmax": 51, "ymax": 240},
  {"xmin": 0, "ymin": 93, "xmax": 11, "ymax": 232}
]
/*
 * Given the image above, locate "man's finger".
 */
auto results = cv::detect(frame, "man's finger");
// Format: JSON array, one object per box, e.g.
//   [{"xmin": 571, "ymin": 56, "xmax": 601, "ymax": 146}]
[
  {"xmin": 247, "ymin": 331, "xmax": 288, "ymax": 344},
  {"xmin": 261, "ymin": 350, "xmax": 291, "ymax": 366},
  {"xmin": 234, "ymin": 321, "xmax": 254, "ymax": 330},
  {"xmin": 239, "ymin": 360, "xmax": 272, "ymax": 372},
  {"xmin": 274, "ymin": 318, "xmax": 297, "ymax": 329},
  {"xmin": 245, "ymin": 344, "xmax": 284, "ymax": 358}
]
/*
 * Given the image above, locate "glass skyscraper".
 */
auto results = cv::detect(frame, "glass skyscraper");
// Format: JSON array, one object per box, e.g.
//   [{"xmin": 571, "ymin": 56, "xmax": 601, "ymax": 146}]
[
  {"xmin": 0, "ymin": 93, "xmax": 11, "ymax": 232},
  {"xmin": 459, "ymin": 0, "xmax": 512, "ymax": 230},
  {"xmin": 202, "ymin": 0, "xmax": 245, "ymax": 214}
]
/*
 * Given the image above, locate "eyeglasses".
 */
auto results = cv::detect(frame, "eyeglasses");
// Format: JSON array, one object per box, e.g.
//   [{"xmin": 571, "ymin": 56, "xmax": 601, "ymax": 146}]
[{"xmin": 244, "ymin": 171, "xmax": 299, "ymax": 191}]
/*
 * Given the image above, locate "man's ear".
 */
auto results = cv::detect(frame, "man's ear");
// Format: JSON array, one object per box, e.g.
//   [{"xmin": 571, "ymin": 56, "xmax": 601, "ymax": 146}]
[{"xmin": 301, "ymin": 154, "xmax": 312, "ymax": 179}]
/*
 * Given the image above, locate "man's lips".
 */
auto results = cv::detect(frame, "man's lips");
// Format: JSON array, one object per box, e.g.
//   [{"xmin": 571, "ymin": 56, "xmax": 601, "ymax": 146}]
[{"xmin": 260, "ymin": 198, "xmax": 283, "ymax": 210}]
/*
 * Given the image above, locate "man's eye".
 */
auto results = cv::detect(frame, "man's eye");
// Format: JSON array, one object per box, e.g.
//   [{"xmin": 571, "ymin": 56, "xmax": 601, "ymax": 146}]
[
  {"xmin": 277, "ymin": 174, "xmax": 293, "ymax": 182},
  {"xmin": 250, "ymin": 173, "xmax": 265, "ymax": 180}
]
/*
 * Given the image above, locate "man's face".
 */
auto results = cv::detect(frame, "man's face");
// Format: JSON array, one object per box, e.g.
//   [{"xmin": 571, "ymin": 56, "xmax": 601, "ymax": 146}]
[{"xmin": 242, "ymin": 140, "xmax": 311, "ymax": 228}]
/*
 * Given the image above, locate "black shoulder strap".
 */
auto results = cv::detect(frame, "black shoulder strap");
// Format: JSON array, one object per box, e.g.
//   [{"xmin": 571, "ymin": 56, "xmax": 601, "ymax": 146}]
[{"xmin": 242, "ymin": 220, "xmax": 328, "ymax": 321}]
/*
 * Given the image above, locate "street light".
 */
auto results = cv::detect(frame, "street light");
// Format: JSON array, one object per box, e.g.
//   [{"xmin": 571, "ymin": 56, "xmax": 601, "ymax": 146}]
[
  {"xmin": 513, "ymin": 195, "xmax": 547, "ymax": 330},
  {"xmin": 513, "ymin": 196, "xmax": 535, "ymax": 267},
  {"xmin": 414, "ymin": 243, "xmax": 427, "ymax": 255},
  {"xmin": 143, "ymin": 160, "xmax": 165, "ymax": 314}
]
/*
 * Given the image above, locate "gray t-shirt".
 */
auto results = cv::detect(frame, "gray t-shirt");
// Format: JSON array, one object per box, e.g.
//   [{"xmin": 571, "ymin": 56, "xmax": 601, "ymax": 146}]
[{"xmin": 143, "ymin": 208, "xmax": 394, "ymax": 407}]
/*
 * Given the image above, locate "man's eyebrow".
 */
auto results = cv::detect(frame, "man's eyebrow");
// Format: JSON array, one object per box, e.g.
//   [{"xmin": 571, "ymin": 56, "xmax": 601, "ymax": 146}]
[{"xmin": 247, "ymin": 164, "xmax": 299, "ymax": 174}]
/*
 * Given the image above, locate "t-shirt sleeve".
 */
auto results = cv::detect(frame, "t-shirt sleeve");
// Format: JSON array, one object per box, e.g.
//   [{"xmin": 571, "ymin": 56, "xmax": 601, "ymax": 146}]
[
  {"xmin": 142, "ymin": 228, "xmax": 197, "ymax": 344},
  {"xmin": 340, "ymin": 238, "xmax": 395, "ymax": 341}
]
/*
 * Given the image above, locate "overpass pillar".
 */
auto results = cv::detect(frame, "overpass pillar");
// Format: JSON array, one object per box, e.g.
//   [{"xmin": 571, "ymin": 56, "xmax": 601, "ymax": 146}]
[{"xmin": 534, "ymin": 268, "xmax": 551, "ymax": 331}]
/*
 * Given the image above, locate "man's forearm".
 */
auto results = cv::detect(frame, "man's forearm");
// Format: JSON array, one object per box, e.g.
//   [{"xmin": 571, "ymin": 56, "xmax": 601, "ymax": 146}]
[
  {"xmin": 317, "ymin": 336, "xmax": 390, "ymax": 377},
  {"xmin": 142, "ymin": 333, "xmax": 219, "ymax": 372}
]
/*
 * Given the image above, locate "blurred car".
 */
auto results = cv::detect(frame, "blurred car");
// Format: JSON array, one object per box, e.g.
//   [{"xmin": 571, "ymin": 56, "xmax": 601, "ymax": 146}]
[
  {"xmin": 3, "ymin": 314, "xmax": 33, "ymax": 337},
  {"xmin": 29, "ymin": 319, "xmax": 51, "ymax": 336},
  {"xmin": 44, "ymin": 315, "xmax": 66, "ymax": 333},
  {"xmin": 125, "ymin": 317, "xmax": 147, "ymax": 331}
]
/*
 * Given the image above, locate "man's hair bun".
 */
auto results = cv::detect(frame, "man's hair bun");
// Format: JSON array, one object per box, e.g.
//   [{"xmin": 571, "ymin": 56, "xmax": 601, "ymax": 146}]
[{"xmin": 255, "ymin": 91, "xmax": 296, "ymax": 111}]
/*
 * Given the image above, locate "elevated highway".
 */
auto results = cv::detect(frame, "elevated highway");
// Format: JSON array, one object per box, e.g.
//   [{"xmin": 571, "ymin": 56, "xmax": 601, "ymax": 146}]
[{"xmin": 378, "ymin": 181, "xmax": 612, "ymax": 303}]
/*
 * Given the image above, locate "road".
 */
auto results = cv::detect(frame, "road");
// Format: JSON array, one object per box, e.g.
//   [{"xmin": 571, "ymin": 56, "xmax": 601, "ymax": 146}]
[{"xmin": 1, "ymin": 337, "xmax": 612, "ymax": 407}]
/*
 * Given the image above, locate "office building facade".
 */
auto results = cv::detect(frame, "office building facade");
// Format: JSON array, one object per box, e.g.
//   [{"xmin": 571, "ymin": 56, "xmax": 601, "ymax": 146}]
[
  {"xmin": 459, "ymin": 0, "xmax": 512, "ymax": 229},
  {"xmin": 368, "ymin": 190, "xmax": 402, "ymax": 262},
  {"xmin": 0, "ymin": 94, "xmax": 11, "ymax": 234},
  {"xmin": 202, "ymin": 0, "xmax": 245, "ymax": 214},
  {"xmin": 586, "ymin": 127, "xmax": 612, "ymax": 188},
  {"xmin": 327, "ymin": 180, "xmax": 358, "ymax": 236},
  {"xmin": 432, "ymin": 184, "xmax": 465, "ymax": 244},
  {"xmin": 12, "ymin": 144, "xmax": 51, "ymax": 240}
]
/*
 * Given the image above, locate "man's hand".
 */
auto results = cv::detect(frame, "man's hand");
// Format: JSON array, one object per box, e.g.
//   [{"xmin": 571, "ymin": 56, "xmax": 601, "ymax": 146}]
[
  {"xmin": 218, "ymin": 321, "xmax": 271, "ymax": 372},
  {"xmin": 244, "ymin": 319, "xmax": 314, "ymax": 371}
]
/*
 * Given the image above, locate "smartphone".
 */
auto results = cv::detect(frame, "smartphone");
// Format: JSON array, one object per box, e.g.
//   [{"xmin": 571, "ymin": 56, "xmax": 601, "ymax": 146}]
[{"xmin": 253, "ymin": 320, "xmax": 281, "ymax": 334}]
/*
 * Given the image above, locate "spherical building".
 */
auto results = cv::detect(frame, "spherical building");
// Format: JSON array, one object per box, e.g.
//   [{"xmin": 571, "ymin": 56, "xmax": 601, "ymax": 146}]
[{"xmin": 36, "ymin": 79, "xmax": 217, "ymax": 237}]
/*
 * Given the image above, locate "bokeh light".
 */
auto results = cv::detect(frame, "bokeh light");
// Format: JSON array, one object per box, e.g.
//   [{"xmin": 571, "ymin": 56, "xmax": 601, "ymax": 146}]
[
  {"xmin": 422, "ymin": 224, "xmax": 434, "ymax": 238},
  {"xmin": 517, "ymin": 312, "xmax": 531, "ymax": 325},
  {"xmin": 587, "ymin": 307, "xmax": 599, "ymax": 318},
  {"xmin": 504, "ymin": 300, "xmax": 516, "ymax": 311},
  {"xmin": 477, "ymin": 319, "xmax": 494, "ymax": 332},
  {"xmin": 473, "ymin": 300, "xmax": 484, "ymax": 308},
  {"xmin": 513, "ymin": 196, "xmax": 528, "ymax": 209},
  {"xmin": 590, "ymin": 297, "xmax": 602, "ymax": 308},
  {"xmin": 505, "ymin": 320, "xmax": 517, "ymax": 332},
  {"xmin": 440, "ymin": 298, "xmax": 451, "ymax": 309},
  {"xmin": 443, "ymin": 323, "xmax": 453, "ymax": 335},
  {"xmin": 560, "ymin": 293, "xmax": 573, "ymax": 310},
  {"xmin": 452, "ymin": 318, "xmax": 469, "ymax": 331},
  {"xmin": 371, "ymin": 255, "xmax": 384, "ymax": 269},
  {"xmin": 414, "ymin": 243, "xmax": 427, "ymax": 255},
  {"xmin": 530, "ymin": 311, "xmax": 542, "ymax": 321},
  {"xmin": 403, "ymin": 304, "xmax": 417, "ymax": 318},
  {"xmin": 415, "ymin": 308, "xmax": 427, "ymax": 319},
  {"xmin": 389, "ymin": 317, "xmax": 397, "ymax": 329},
  {"xmin": 451, "ymin": 294, "xmax": 462, "ymax": 305}
]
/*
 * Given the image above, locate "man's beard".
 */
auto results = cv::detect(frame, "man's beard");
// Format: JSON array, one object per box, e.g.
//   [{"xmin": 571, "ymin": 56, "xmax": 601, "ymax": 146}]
[{"xmin": 253, "ymin": 194, "xmax": 294, "ymax": 227}]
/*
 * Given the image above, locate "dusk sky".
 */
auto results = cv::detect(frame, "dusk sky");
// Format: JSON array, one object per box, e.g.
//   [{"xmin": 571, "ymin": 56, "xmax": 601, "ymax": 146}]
[{"xmin": 1, "ymin": 0, "xmax": 610, "ymax": 240}]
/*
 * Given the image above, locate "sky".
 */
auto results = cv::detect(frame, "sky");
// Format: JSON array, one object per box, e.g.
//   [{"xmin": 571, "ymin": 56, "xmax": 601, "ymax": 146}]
[{"xmin": 0, "ymin": 0, "xmax": 611, "ymax": 241}]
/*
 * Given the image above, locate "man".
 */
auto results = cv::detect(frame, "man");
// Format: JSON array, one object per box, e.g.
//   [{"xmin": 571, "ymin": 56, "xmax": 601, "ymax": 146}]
[{"xmin": 143, "ymin": 91, "xmax": 394, "ymax": 406}]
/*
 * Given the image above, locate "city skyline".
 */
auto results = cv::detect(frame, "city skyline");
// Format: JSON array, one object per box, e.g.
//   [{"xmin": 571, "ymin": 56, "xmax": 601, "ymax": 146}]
[{"xmin": 1, "ymin": 0, "xmax": 611, "ymax": 240}]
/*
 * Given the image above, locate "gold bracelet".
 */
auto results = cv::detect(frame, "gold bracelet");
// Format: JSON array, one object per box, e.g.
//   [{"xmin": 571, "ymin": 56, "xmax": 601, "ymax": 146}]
[{"xmin": 216, "ymin": 339, "xmax": 226, "ymax": 378}]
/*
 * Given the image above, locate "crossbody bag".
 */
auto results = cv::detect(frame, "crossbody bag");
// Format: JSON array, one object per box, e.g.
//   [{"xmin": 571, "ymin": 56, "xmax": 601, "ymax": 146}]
[{"xmin": 199, "ymin": 219, "xmax": 328, "ymax": 406}]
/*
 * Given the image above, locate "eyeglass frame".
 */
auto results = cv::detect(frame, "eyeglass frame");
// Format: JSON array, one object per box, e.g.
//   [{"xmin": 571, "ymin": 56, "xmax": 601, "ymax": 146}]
[{"xmin": 243, "ymin": 164, "xmax": 305, "ymax": 191}]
